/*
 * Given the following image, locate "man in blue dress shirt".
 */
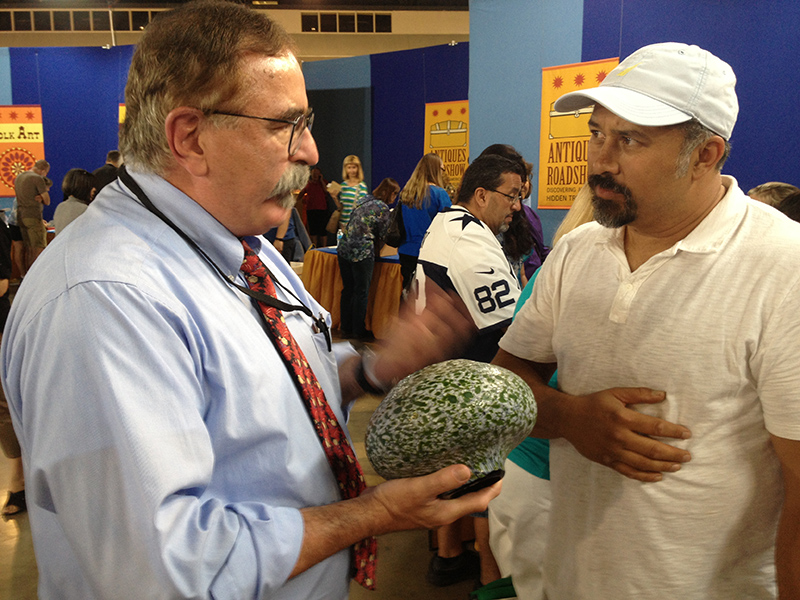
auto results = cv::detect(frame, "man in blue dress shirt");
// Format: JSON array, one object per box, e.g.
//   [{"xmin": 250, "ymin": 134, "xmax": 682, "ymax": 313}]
[{"xmin": 0, "ymin": 3, "xmax": 498, "ymax": 598}]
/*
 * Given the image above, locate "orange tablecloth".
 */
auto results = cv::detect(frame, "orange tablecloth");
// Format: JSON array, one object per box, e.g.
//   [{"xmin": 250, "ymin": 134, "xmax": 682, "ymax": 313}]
[{"xmin": 301, "ymin": 248, "xmax": 402, "ymax": 339}]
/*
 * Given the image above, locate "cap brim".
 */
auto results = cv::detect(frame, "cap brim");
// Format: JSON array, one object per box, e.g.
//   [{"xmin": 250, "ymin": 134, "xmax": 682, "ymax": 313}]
[{"xmin": 553, "ymin": 87, "xmax": 693, "ymax": 128}]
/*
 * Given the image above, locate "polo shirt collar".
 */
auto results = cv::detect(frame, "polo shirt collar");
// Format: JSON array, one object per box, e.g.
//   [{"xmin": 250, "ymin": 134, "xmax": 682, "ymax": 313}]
[{"xmin": 674, "ymin": 175, "xmax": 745, "ymax": 254}]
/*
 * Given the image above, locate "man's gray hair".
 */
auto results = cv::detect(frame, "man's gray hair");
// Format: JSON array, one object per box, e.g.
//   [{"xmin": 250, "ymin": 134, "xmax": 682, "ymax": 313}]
[
  {"xmin": 675, "ymin": 119, "xmax": 731, "ymax": 178},
  {"xmin": 120, "ymin": 0, "xmax": 296, "ymax": 175}
]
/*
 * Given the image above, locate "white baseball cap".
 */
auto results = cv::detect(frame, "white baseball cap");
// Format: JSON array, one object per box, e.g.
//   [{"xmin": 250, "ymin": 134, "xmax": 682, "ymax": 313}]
[{"xmin": 554, "ymin": 42, "xmax": 738, "ymax": 140}]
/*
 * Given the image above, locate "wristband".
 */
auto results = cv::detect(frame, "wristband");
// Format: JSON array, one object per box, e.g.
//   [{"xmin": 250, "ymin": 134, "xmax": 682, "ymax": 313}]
[
  {"xmin": 274, "ymin": 237, "xmax": 285, "ymax": 242},
  {"xmin": 356, "ymin": 349, "xmax": 391, "ymax": 394}
]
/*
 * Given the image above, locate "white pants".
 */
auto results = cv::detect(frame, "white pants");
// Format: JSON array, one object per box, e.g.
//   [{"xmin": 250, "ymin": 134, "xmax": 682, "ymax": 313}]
[{"xmin": 488, "ymin": 459, "xmax": 552, "ymax": 600}]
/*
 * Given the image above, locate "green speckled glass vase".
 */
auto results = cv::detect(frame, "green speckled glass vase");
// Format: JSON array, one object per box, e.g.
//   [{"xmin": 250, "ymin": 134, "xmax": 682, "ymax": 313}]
[{"xmin": 365, "ymin": 359, "xmax": 537, "ymax": 483}]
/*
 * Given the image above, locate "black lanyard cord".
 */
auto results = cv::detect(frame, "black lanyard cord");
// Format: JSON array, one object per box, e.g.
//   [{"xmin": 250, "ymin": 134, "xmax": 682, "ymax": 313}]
[{"xmin": 117, "ymin": 166, "xmax": 331, "ymax": 351}]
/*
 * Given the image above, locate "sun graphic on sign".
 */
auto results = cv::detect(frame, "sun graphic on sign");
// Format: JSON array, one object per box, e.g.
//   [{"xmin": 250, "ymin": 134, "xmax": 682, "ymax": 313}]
[
  {"xmin": 574, "ymin": 73, "xmax": 585, "ymax": 86},
  {"xmin": 552, "ymin": 76, "xmax": 564, "ymax": 89},
  {"xmin": 596, "ymin": 70, "xmax": 608, "ymax": 83},
  {"xmin": 0, "ymin": 147, "xmax": 37, "ymax": 191}
]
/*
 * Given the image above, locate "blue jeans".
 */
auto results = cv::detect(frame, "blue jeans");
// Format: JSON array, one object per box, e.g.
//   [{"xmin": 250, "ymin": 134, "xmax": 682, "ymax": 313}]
[{"xmin": 338, "ymin": 255, "xmax": 374, "ymax": 337}]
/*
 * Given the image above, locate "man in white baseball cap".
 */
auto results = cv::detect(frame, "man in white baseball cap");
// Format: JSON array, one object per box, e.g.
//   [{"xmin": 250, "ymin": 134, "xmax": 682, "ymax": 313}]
[
  {"xmin": 555, "ymin": 42, "xmax": 738, "ymax": 139},
  {"xmin": 493, "ymin": 42, "xmax": 800, "ymax": 599}
]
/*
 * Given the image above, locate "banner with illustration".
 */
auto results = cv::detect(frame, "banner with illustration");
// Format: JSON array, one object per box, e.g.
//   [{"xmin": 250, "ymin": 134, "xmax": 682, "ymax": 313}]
[
  {"xmin": 0, "ymin": 105, "xmax": 45, "ymax": 198},
  {"xmin": 537, "ymin": 57, "xmax": 619, "ymax": 209},
  {"xmin": 424, "ymin": 100, "xmax": 469, "ymax": 192}
]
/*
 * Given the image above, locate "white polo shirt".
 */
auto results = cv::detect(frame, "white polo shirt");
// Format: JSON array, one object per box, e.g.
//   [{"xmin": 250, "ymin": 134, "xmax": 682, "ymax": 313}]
[{"xmin": 501, "ymin": 176, "xmax": 800, "ymax": 599}]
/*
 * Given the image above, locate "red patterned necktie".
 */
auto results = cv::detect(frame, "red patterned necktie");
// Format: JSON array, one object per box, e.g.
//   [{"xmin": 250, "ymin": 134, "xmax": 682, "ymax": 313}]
[{"xmin": 240, "ymin": 240, "xmax": 377, "ymax": 589}]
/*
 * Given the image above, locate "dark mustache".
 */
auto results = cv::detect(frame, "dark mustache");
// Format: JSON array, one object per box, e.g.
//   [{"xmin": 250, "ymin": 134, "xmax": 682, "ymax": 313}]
[{"xmin": 588, "ymin": 173, "xmax": 630, "ymax": 196}]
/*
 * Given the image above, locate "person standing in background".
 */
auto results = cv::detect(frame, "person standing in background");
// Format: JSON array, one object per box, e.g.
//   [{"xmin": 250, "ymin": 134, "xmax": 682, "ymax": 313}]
[
  {"xmin": 777, "ymin": 190, "xmax": 800, "ymax": 222},
  {"xmin": 299, "ymin": 167, "xmax": 331, "ymax": 248},
  {"xmin": 337, "ymin": 177, "xmax": 398, "ymax": 341},
  {"xmin": 747, "ymin": 181, "xmax": 799, "ymax": 207},
  {"xmin": 5, "ymin": 196, "xmax": 26, "ymax": 280},
  {"xmin": 477, "ymin": 145, "xmax": 550, "ymax": 284},
  {"xmin": 54, "ymin": 168, "xmax": 97, "ymax": 235},
  {"xmin": 265, "ymin": 207, "xmax": 300, "ymax": 262},
  {"xmin": 14, "ymin": 159, "xmax": 50, "ymax": 271},
  {"xmin": 0, "ymin": 215, "xmax": 24, "ymax": 517},
  {"xmin": 338, "ymin": 155, "xmax": 367, "ymax": 230},
  {"xmin": 397, "ymin": 153, "xmax": 451, "ymax": 293},
  {"xmin": 92, "ymin": 150, "xmax": 123, "ymax": 194}
]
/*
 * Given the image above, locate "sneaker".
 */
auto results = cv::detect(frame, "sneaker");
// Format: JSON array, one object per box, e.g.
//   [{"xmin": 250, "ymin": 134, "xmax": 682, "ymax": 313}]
[
  {"xmin": 2, "ymin": 490, "xmax": 27, "ymax": 516},
  {"xmin": 426, "ymin": 550, "xmax": 480, "ymax": 587}
]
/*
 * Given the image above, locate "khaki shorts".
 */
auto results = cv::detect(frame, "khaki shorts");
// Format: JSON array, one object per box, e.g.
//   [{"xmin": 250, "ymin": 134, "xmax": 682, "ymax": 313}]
[{"xmin": 20, "ymin": 217, "xmax": 47, "ymax": 249}]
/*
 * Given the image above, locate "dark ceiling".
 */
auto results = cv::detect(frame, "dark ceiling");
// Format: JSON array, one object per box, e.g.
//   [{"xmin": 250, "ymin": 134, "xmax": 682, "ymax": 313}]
[{"xmin": 0, "ymin": 0, "xmax": 468, "ymax": 9}]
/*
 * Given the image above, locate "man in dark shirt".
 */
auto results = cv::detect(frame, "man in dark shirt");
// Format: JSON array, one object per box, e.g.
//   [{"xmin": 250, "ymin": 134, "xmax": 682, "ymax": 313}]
[{"xmin": 92, "ymin": 150, "xmax": 123, "ymax": 193}]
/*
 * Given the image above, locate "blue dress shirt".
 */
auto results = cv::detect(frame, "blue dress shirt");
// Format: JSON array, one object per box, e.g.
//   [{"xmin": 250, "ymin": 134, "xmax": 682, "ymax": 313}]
[{"xmin": 1, "ymin": 170, "xmax": 356, "ymax": 599}]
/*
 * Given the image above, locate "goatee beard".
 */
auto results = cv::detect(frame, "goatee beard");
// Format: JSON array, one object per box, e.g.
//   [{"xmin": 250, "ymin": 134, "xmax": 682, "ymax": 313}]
[{"xmin": 588, "ymin": 173, "xmax": 637, "ymax": 228}]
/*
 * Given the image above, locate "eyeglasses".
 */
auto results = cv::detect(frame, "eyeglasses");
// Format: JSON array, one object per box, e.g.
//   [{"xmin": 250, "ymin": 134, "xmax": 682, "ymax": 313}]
[
  {"xmin": 211, "ymin": 108, "xmax": 315, "ymax": 156},
  {"xmin": 487, "ymin": 188, "xmax": 521, "ymax": 205}
]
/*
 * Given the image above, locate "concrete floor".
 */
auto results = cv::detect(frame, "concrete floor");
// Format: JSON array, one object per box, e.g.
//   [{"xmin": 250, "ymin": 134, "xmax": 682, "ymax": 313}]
[{"xmin": 0, "ymin": 384, "xmax": 477, "ymax": 599}]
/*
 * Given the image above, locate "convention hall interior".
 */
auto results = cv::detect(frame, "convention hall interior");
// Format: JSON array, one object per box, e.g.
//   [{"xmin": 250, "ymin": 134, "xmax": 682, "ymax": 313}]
[{"xmin": 2, "ymin": 0, "xmax": 800, "ymax": 598}]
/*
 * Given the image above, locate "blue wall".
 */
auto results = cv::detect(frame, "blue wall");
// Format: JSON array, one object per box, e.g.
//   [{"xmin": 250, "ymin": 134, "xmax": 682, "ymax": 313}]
[
  {"xmin": 7, "ymin": 45, "xmax": 133, "ymax": 219},
  {"xmin": 303, "ymin": 44, "xmax": 469, "ymax": 191},
  {"xmin": 303, "ymin": 55, "xmax": 372, "ymax": 184},
  {"xmin": 303, "ymin": 54, "xmax": 370, "ymax": 91},
  {"xmin": 469, "ymin": 0, "xmax": 584, "ymax": 243},
  {"xmin": 371, "ymin": 42, "xmax": 470, "ymax": 191},
  {"xmin": 581, "ymin": 0, "xmax": 800, "ymax": 195}
]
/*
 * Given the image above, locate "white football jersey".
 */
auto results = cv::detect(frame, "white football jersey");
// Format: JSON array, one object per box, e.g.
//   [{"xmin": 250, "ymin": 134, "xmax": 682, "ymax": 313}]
[{"xmin": 413, "ymin": 205, "xmax": 520, "ymax": 362}]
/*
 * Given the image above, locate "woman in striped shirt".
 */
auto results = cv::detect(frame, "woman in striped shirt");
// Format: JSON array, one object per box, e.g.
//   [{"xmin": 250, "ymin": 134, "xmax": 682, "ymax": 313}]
[{"xmin": 338, "ymin": 155, "xmax": 368, "ymax": 229}]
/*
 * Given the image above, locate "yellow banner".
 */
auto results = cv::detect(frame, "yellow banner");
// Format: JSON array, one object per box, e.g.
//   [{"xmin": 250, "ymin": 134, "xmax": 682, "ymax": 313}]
[
  {"xmin": 537, "ymin": 58, "xmax": 618, "ymax": 209},
  {"xmin": 0, "ymin": 105, "xmax": 46, "ymax": 197},
  {"xmin": 424, "ymin": 100, "xmax": 469, "ymax": 191}
]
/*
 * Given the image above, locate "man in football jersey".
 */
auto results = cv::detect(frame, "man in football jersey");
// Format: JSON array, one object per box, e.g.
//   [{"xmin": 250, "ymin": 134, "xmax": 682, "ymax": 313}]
[
  {"xmin": 412, "ymin": 153, "xmax": 524, "ymax": 587},
  {"xmin": 413, "ymin": 153, "xmax": 523, "ymax": 364}
]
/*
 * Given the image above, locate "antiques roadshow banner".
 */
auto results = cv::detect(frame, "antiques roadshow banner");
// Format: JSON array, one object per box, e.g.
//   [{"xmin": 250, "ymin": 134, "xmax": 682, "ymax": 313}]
[
  {"xmin": 537, "ymin": 57, "xmax": 618, "ymax": 209},
  {"xmin": 424, "ymin": 100, "xmax": 469, "ymax": 191},
  {"xmin": 0, "ymin": 105, "xmax": 45, "ymax": 198}
]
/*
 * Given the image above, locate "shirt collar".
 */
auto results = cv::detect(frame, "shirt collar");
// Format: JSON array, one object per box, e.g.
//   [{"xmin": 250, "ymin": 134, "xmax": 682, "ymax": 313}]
[
  {"xmin": 446, "ymin": 204, "xmax": 473, "ymax": 215},
  {"xmin": 121, "ymin": 169, "xmax": 248, "ymax": 280},
  {"xmin": 673, "ymin": 175, "xmax": 745, "ymax": 254}
]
